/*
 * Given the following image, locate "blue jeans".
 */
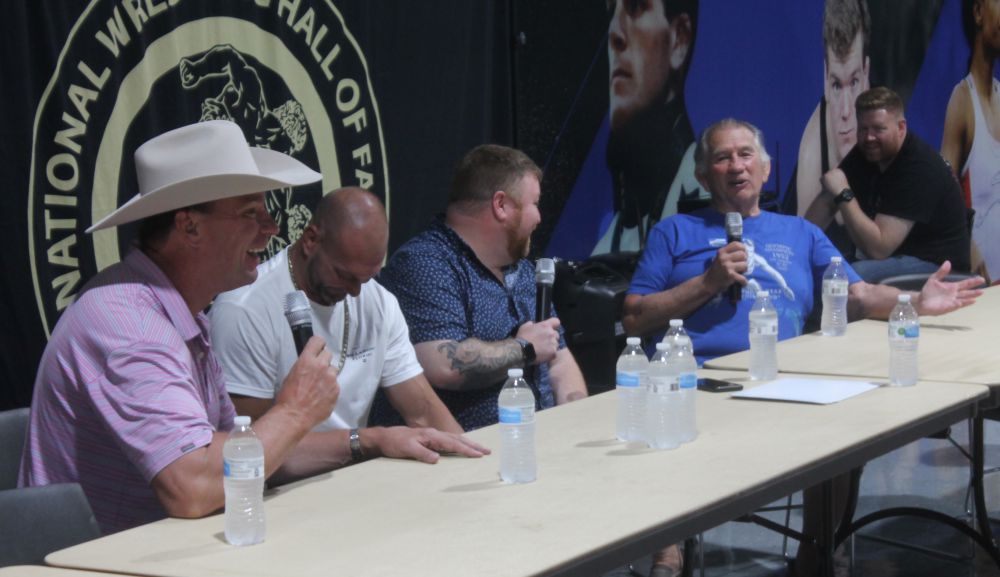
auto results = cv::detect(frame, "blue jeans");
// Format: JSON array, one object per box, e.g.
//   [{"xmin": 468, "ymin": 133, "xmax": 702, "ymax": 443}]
[{"xmin": 850, "ymin": 255, "xmax": 940, "ymax": 284}]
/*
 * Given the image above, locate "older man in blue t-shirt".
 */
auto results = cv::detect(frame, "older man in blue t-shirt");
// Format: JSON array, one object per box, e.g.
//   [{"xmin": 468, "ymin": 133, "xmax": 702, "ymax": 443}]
[
  {"xmin": 624, "ymin": 118, "xmax": 982, "ymax": 363},
  {"xmin": 623, "ymin": 118, "xmax": 983, "ymax": 576}
]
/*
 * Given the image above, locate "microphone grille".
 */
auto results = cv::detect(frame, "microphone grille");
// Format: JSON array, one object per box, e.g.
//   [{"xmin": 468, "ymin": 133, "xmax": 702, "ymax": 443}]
[
  {"xmin": 283, "ymin": 290, "xmax": 311, "ymax": 327},
  {"xmin": 535, "ymin": 257, "xmax": 556, "ymax": 286},
  {"xmin": 725, "ymin": 212, "xmax": 743, "ymax": 234}
]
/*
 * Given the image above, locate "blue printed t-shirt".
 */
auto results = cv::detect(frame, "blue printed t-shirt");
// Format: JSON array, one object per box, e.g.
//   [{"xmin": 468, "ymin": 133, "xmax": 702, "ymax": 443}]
[
  {"xmin": 629, "ymin": 208, "xmax": 860, "ymax": 364},
  {"xmin": 378, "ymin": 217, "xmax": 564, "ymax": 431}
]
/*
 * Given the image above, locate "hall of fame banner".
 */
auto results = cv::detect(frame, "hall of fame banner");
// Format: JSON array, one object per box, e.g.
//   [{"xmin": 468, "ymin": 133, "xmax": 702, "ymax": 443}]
[{"xmin": 28, "ymin": 0, "xmax": 389, "ymax": 336}]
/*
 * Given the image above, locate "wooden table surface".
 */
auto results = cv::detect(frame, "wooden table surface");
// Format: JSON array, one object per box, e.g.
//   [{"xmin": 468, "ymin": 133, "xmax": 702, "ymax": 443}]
[
  {"xmin": 705, "ymin": 286, "xmax": 1000, "ymax": 387},
  {"xmin": 47, "ymin": 371, "xmax": 987, "ymax": 577}
]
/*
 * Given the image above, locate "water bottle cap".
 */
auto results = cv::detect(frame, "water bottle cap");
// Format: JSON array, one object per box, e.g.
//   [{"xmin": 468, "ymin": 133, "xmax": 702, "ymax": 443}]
[
  {"xmin": 234, "ymin": 416, "xmax": 251, "ymax": 427},
  {"xmin": 655, "ymin": 342, "xmax": 669, "ymax": 351},
  {"xmin": 626, "ymin": 337, "xmax": 641, "ymax": 345},
  {"xmin": 507, "ymin": 368, "xmax": 523, "ymax": 378},
  {"xmin": 669, "ymin": 319, "xmax": 683, "ymax": 327},
  {"xmin": 830, "ymin": 256, "xmax": 842, "ymax": 263},
  {"xmin": 897, "ymin": 294, "xmax": 911, "ymax": 303}
]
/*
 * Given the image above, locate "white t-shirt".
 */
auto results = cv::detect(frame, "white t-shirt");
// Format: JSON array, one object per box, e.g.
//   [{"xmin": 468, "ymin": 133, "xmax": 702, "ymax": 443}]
[{"xmin": 209, "ymin": 248, "xmax": 423, "ymax": 430}]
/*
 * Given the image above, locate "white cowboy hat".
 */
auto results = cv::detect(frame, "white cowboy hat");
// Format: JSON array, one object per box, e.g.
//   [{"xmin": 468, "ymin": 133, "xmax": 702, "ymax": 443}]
[{"xmin": 87, "ymin": 119, "xmax": 322, "ymax": 232}]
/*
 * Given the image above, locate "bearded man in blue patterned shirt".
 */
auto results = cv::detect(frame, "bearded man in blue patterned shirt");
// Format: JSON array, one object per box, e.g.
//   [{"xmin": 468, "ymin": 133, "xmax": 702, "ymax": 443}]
[{"xmin": 377, "ymin": 145, "xmax": 587, "ymax": 430}]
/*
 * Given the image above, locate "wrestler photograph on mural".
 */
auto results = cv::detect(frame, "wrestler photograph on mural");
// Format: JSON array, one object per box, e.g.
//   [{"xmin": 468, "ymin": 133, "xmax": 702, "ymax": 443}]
[
  {"xmin": 787, "ymin": 0, "xmax": 871, "ymax": 259},
  {"xmin": 941, "ymin": 0, "xmax": 1000, "ymax": 284},
  {"xmin": 594, "ymin": 0, "xmax": 703, "ymax": 255}
]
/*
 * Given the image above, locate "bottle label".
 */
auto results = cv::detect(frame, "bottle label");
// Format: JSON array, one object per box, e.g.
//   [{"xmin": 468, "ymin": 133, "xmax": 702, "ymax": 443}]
[
  {"xmin": 616, "ymin": 371, "xmax": 641, "ymax": 388},
  {"xmin": 823, "ymin": 279, "xmax": 848, "ymax": 296},
  {"xmin": 499, "ymin": 406, "xmax": 535, "ymax": 424},
  {"xmin": 224, "ymin": 457, "xmax": 264, "ymax": 480},
  {"xmin": 678, "ymin": 373, "xmax": 697, "ymax": 389},
  {"xmin": 750, "ymin": 319, "xmax": 777, "ymax": 336},
  {"xmin": 890, "ymin": 324, "xmax": 919, "ymax": 339},
  {"xmin": 647, "ymin": 374, "xmax": 674, "ymax": 393}
]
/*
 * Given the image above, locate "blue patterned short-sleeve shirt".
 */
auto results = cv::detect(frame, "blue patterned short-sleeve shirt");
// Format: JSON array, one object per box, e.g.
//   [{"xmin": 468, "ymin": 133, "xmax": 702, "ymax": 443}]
[{"xmin": 378, "ymin": 216, "xmax": 563, "ymax": 430}]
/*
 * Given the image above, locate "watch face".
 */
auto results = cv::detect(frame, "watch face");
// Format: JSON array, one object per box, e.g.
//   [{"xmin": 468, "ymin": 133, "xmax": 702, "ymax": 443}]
[{"xmin": 516, "ymin": 338, "xmax": 535, "ymax": 364}]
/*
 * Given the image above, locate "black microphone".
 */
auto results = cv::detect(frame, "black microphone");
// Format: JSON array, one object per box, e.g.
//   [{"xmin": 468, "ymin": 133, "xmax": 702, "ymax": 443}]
[
  {"xmin": 725, "ymin": 212, "xmax": 743, "ymax": 304},
  {"xmin": 535, "ymin": 258, "xmax": 555, "ymax": 322},
  {"xmin": 284, "ymin": 290, "xmax": 313, "ymax": 354}
]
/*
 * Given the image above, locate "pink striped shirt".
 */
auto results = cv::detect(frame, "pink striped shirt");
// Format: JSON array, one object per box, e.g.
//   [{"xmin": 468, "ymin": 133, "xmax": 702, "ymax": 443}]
[{"xmin": 19, "ymin": 249, "xmax": 235, "ymax": 534}]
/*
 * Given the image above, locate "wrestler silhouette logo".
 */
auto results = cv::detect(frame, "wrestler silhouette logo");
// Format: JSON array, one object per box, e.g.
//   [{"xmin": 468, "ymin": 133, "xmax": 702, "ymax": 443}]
[
  {"xmin": 30, "ymin": 3, "xmax": 387, "ymax": 337},
  {"xmin": 709, "ymin": 237, "xmax": 796, "ymax": 301},
  {"xmin": 180, "ymin": 44, "xmax": 312, "ymax": 257}
]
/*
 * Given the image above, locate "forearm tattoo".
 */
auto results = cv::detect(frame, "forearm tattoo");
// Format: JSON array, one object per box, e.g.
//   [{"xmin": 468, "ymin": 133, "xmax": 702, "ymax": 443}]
[{"xmin": 437, "ymin": 338, "xmax": 522, "ymax": 390}]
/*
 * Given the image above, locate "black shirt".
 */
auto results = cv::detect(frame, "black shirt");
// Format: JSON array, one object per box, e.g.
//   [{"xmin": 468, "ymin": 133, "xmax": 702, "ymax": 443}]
[{"xmin": 840, "ymin": 131, "xmax": 970, "ymax": 271}]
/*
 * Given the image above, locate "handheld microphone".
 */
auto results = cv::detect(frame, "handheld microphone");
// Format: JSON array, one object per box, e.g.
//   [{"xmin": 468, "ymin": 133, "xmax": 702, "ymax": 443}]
[
  {"xmin": 725, "ymin": 212, "xmax": 743, "ymax": 304},
  {"xmin": 534, "ymin": 258, "xmax": 555, "ymax": 322},
  {"xmin": 284, "ymin": 290, "xmax": 313, "ymax": 354}
]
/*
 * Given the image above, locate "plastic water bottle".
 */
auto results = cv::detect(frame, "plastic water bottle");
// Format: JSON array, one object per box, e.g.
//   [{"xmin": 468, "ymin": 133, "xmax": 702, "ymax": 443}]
[
  {"xmin": 821, "ymin": 256, "xmax": 850, "ymax": 336},
  {"xmin": 749, "ymin": 290, "xmax": 778, "ymax": 381},
  {"xmin": 646, "ymin": 342, "xmax": 682, "ymax": 450},
  {"xmin": 616, "ymin": 337, "xmax": 649, "ymax": 442},
  {"xmin": 224, "ymin": 416, "xmax": 266, "ymax": 546},
  {"xmin": 669, "ymin": 321, "xmax": 698, "ymax": 443},
  {"xmin": 888, "ymin": 294, "xmax": 919, "ymax": 386},
  {"xmin": 661, "ymin": 319, "xmax": 681, "ymax": 345},
  {"xmin": 498, "ymin": 368, "xmax": 536, "ymax": 483}
]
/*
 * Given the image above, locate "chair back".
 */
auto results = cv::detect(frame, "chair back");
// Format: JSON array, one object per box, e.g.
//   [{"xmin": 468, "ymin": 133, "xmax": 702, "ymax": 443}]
[
  {"xmin": 0, "ymin": 408, "xmax": 29, "ymax": 490},
  {"xmin": 553, "ymin": 258, "xmax": 631, "ymax": 395},
  {"xmin": 0, "ymin": 483, "xmax": 101, "ymax": 567}
]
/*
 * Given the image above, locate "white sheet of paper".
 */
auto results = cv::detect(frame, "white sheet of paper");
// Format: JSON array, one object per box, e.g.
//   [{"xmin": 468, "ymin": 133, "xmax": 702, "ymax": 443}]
[{"xmin": 731, "ymin": 378, "xmax": 880, "ymax": 405}]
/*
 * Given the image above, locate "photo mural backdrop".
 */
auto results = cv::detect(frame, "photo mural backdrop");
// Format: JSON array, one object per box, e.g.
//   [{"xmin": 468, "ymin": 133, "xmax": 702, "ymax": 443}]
[
  {"xmin": 3, "ymin": 0, "xmax": 997, "ymax": 408},
  {"xmin": 530, "ymin": 0, "xmax": 997, "ymax": 276}
]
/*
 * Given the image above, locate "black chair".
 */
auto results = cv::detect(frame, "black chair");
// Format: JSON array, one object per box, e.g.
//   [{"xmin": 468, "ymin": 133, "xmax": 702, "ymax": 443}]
[
  {"xmin": 0, "ymin": 407, "xmax": 29, "ymax": 490},
  {"xmin": 552, "ymin": 257, "xmax": 633, "ymax": 396},
  {"xmin": 0, "ymin": 483, "xmax": 101, "ymax": 567}
]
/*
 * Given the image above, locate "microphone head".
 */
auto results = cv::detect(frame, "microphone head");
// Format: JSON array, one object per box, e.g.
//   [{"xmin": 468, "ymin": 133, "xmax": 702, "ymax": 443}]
[
  {"xmin": 725, "ymin": 212, "xmax": 743, "ymax": 237},
  {"xmin": 535, "ymin": 258, "xmax": 556, "ymax": 286},
  {"xmin": 283, "ymin": 290, "xmax": 311, "ymax": 328}
]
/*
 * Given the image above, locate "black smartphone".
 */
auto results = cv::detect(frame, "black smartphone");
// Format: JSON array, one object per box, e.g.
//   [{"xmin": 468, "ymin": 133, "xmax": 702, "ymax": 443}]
[{"xmin": 697, "ymin": 378, "xmax": 743, "ymax": 393}]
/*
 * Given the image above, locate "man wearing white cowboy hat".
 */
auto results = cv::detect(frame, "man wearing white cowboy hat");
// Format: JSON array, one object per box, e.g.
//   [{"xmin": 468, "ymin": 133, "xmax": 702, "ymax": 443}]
[{"xmin": 19, "ymin": 120, "xmax": 341, "ymax": 535}]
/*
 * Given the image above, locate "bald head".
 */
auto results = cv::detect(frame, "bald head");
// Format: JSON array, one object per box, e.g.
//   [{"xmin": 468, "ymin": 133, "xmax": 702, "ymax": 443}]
[
  {"xmin": 295, "ymin": 187, "xmax": 388, "ymax": 305},
  {"xmin": 312, "ymin": 187, "xmax": 388, "ymax": 257}
]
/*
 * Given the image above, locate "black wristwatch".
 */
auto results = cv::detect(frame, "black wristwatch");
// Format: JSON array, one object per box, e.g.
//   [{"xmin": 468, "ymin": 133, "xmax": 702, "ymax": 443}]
[
  {"xmin": 834, "ymin": 187, "xmax": 855, "ymax": 205},
  {"xmin": 515, "ymin": 337, "xmax": 536, "ymax": 366}
]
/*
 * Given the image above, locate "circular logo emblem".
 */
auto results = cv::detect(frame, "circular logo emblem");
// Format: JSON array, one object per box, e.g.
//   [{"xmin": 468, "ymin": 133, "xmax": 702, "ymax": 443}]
[{"xmin": 29, "ymin": 1, "xmax": 388, "ymax": 336}]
